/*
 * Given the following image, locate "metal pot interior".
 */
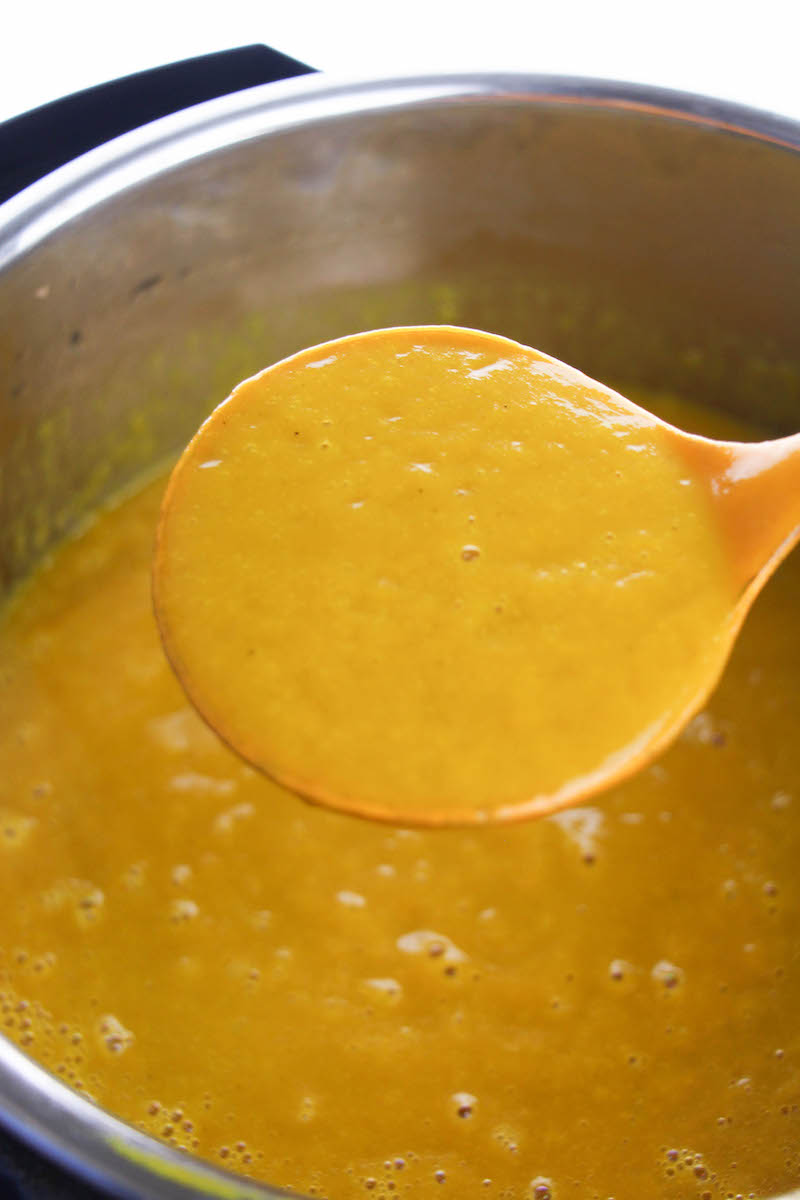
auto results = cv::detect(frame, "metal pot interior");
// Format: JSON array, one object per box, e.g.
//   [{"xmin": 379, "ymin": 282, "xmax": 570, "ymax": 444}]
[
  {"xmin": 0, "ymin": 73, "xmax": 799, "ymax": 1197},
  {"xmin": 2, "ymin": 77, "xmax": 800, "ymax": 598}
]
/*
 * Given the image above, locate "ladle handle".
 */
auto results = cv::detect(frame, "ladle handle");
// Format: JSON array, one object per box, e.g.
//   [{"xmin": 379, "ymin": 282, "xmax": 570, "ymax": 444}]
[{"xmin": 699, "ymin": 432, "xmax": 800, "ymax": 596}]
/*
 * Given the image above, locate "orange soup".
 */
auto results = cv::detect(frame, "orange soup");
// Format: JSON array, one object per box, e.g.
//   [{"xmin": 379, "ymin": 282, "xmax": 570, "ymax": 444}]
[
  {"xmin": 0, "ymin": 389, "xmax": 798, "ymax": 1198},
  {"xmin": 155, "ymin": 327, "xmax": 738, "ymax": 825}
]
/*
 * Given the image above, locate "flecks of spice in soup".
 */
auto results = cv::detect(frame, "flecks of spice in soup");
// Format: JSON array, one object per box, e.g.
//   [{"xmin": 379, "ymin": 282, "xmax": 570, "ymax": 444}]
[
  {"xmin": 0, "ymin": 392, "xmax": 799, "ymax": 1199},
  {"xmin": 154, "ymin": 327, "xmax": 738, "ymax": 824}
]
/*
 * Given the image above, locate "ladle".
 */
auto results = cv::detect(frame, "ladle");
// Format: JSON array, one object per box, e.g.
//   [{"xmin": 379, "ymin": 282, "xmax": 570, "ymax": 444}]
[{"xmin": 153, "ymin": 326, "xmax": 800, "ymax": 826}]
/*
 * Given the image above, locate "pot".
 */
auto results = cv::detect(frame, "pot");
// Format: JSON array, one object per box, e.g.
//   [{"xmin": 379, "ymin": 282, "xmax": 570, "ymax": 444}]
[{"xmin": 0, "ymin": 71, "xmax": 799, "ymax": 1199}]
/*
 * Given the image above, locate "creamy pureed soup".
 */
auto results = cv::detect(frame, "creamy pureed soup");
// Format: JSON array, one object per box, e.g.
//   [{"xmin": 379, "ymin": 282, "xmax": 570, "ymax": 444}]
[
  {"xmin": 154, "ymin": 327, "xmax": 738, "ymax": 825},
  {"xmin": 0, "ymin": 390, "xmax": 798, "ymax": 1200}
]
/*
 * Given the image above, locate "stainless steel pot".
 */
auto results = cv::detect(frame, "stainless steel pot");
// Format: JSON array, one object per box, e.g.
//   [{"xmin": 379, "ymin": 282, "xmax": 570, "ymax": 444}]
[{"xmin": 1, "ymin": 71, "xmax": 799, "ymax": 1199}]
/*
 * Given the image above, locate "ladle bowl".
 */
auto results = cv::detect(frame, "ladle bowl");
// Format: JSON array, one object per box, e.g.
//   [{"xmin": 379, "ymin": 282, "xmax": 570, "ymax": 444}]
[{"xmin": 153, "ymin": 326, "xmax": 800, "ymax": 826}]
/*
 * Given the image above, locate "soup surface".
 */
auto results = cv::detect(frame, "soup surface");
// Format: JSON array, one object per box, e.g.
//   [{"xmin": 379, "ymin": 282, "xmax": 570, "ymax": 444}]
[
  {"xmin": 155, "ymin": 327, "xmax": 738, "ymax": 824},
  {"xmin": 0, "ymin": 391, "xmax": 799, "ymax": 1199}
]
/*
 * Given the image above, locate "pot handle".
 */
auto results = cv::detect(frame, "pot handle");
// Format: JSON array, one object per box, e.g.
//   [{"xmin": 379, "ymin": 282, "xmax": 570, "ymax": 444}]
[{"xmin": 0, "ymin": 44, "xmax": 317, "ymax": 204}]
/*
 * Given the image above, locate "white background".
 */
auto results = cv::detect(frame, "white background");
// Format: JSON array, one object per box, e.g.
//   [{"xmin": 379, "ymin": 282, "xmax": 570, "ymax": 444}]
[{"xmin": 3, "ymin": 0, "xmax": 800, "ymax": 125}]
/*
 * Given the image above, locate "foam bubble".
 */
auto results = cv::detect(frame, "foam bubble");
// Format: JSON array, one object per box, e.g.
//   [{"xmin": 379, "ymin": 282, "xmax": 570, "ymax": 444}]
[
  {"xmin": 651, "ymin": 960, "xmax": 684, "ymax": 989},
  {"xmin": 451, "ymin": 1091, "xmax": 477, "ymax": 1119},
  {"xmin": 529, "ymin": 1177, "xmax": 554, "ymax": 1199},
  {"xmin": 0, "ymin": 811, "xmax": 37, "ymax": 850},
  {"xmin": 362, "ymin": 978, "xmax": 403, "ymax": 1005},
  {"xmin": 96, "ymin": 1013, "xmax": 134, "ymax": 1055},
  {"xmin": 169, "ymin": 898, "xmax": 199, "ymax": 923},
  {"xmin": 41, "ymin": 879, "xmax": 105, "ymax": 927},
  {"xmin": 172, "ymin": 771, "xmax": 236, "ymax": 798},
  {"xmin": 396, "ymin": 930, "xmax": 468, "ymax": 966},
  {"xmin": 492, "ymin": 1124, "xmax": 521, "ymax": 1154},
  {"xmin": 212, "ymin": 801, "xmax": 255, "ymax": 834}
]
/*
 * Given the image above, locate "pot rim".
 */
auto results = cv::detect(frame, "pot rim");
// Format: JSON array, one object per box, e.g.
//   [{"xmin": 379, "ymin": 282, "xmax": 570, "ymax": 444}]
[
  {"xmin": 2, "ymin": 68, "xmax": 800, "ymax": 275},
  {"xmin": 2, "ymin": 68, "xmax": 800, "ymax": 1199}
]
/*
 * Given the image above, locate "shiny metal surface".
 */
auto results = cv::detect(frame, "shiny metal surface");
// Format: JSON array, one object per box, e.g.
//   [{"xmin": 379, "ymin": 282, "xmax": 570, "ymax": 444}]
[{"xmin": 0, "ymin": 71, "xmax": 799, "ymax": 1197}]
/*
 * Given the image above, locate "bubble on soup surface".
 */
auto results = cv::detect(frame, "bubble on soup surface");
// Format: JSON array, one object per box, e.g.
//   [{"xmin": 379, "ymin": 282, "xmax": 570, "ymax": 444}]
[
  {"xmin": 147, "ymin": 708, "xmax": 218, "ymax": 753},
  {"xmin": 548, "ymin": 806, "xmax": 605, "ymax": 861},
  {"xmin": 681, "ymin": 711, "xmax": 723, "ymax": 745},
  {"xmin": 492, "ymin": 1124, "xmax": 521, "ymax": 1154},
  {"xmin": 169, "ymin": 898, "xmax": 199, "ymax": 923},
  {"xmin": 396, "ymin": 930, "xmax": 468, "ymax": 965},
  {"xmin": 361, "ymin": 978, "xmax": 403, "ymax": 1005},
  {"xmin": 529, "ymin": 1177, "xmax": 554, "ymax": 1199},
  {"xmin": 96, "ymin": 1013, "xmax": 134, "ymax": 1054},
  {"xmin": 0, "ymin": 811, "xmax": 37, "ymax": 850},
  {"xmin": 451, "ymin": 1091, "xmax": 478, "ymax": 1119},
  {"xmin": 651, "ymin": 960, "xmax": 684, "ymax": 989},
  {"xmin": 171, "ymin": 863, "xmax": 193, "ymax": 886},
  {"xmin": 41, "ymin": 878, "xmax": 105, "ymax": 927},
  {"xmin": 212, "ymin": 800, "xmax": 255, "ymax": 834}
]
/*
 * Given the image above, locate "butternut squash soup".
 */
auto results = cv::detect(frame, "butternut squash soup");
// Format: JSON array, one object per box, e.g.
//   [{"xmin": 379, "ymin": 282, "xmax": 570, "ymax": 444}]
[
  {"xmin": 154, "ymin": 327, "xmax": 739, "ymax": 825},
  {"xmin": 0, "ymin": 388, "xmax": 798, "ymax": 1199}
]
